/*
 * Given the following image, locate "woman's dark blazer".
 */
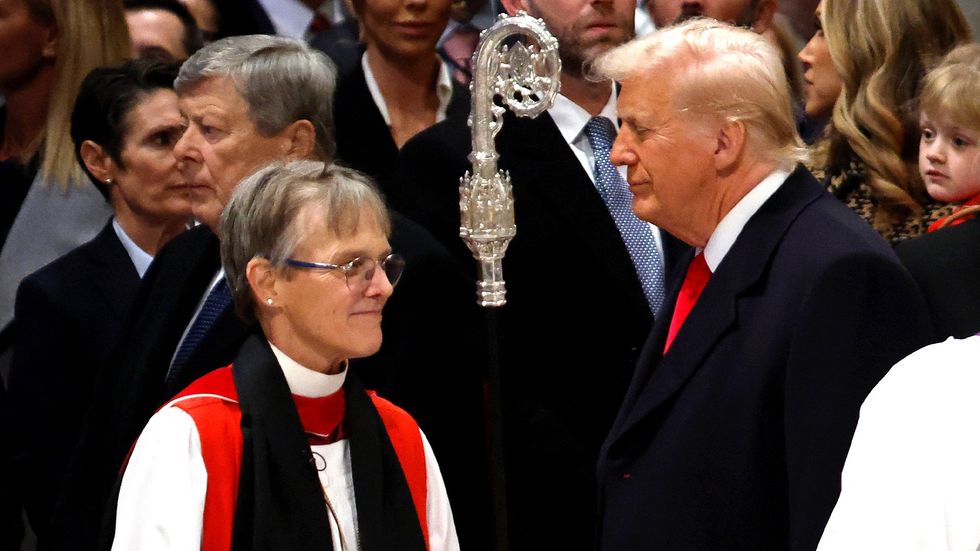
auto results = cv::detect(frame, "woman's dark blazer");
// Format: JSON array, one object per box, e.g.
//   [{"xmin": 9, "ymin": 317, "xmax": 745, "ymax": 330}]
[
  {"xmin": 332, "ymin": 61, "xmax": 470, "ymax": 199},
  {"xmin": 6, "ymin": 220, "xmax": 141, "ymax": 538}
]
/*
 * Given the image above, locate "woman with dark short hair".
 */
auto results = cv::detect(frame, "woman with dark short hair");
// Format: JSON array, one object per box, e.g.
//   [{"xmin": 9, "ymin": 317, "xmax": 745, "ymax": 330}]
[{"xmin": 6, "ymin": 59, "xmax": 191, "ymax": 540}]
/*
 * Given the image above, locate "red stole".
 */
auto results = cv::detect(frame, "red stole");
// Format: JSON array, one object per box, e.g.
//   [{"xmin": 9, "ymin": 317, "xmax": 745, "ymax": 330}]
[{"xmin": 170, "ymin": 366, "xmax": 430, "ymax": 551}]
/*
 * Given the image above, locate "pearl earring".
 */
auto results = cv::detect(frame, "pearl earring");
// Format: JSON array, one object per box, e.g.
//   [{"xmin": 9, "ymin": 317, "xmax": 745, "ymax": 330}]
[{"xmin": 266, "ymin": 298, "xmax": 274, "ymax": 305}]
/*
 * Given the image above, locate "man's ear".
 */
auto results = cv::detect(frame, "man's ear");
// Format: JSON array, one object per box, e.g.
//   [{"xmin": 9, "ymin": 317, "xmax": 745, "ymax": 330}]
[
  {"xmin": 713, "ymin": 119, "xmax": 746, "ymax": 173},
  {"xmin": 79, "ymin": 140, "xmax": 114, "ymax": 183},
  {"xmin": 499, "ymin": 0, "xmax": 529, "ymax": 17},
  {"xmin": 281, "ymin": 119, "xmax": 317, "ymax": 160},
  {"xmin": 245, "ymin": 257, "xmax": 279, "ymax": 311},
  {"xmin": 750, "ymin": 0, "xmax": 777, "ymax": 34}
]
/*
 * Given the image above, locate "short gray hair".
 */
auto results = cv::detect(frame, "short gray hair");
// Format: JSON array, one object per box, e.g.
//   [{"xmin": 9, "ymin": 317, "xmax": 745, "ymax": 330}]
[
  {"xmin": 176, "ymin": 35, "xmax": 338, "ymax": 162},
  {"xmin": 220, "ymin": 161, "xmax": 391, "ymax": 320},
  {"xmin": 593, "ymin": 18, "xmax": 807, "ymax": 166}
]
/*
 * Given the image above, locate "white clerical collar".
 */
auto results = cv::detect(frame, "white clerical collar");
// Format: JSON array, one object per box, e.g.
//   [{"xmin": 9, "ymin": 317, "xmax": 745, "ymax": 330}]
[
  {"xmin": 548, "ymin": 83, "xmax": 618, "ymax": 147},
  {"xmin": 269, "ymin": 341, "xmax": 347, "ymax": 398},
  {"xmin": 361, "ymin": 52, "xmax": 454, "ymax": 127},
  {"xmin": 702, "ymin": 166, "xmax": 793, "ymax": 272},
  {"xmin": 111, "ymin": 218, "xmax": 153, "ymax": 278}
]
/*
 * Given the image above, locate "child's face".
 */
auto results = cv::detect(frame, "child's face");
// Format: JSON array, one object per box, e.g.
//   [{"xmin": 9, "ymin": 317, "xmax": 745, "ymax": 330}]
[{"xmin": 920, "ymin": 111, "xmax": 980, "ymax": 203}]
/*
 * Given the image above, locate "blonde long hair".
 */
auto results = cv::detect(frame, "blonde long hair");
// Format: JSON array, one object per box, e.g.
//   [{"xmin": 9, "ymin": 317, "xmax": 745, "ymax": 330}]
[
  {"xmin": 820, "ymin": 0, "xmax": 971, "ymax": 230},
  {"xmin": 918, "ymin": 43, "xmax": 980, "ymax": 135},
  {"xmin": 29, "ymin": 0, "xmax": 130, "ymax": 188}
]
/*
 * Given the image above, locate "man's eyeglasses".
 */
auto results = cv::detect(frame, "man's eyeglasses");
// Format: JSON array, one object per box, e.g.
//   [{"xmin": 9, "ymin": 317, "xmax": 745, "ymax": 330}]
[{"xmin": 285, "ymin": 254, "xmax": 406, "ymax": 291}]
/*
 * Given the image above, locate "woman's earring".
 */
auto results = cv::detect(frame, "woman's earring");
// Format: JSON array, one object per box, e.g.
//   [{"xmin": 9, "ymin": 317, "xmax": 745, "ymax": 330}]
[
  {"xmin": 266, "ymin": 298, "xmax": 274, "ymax": 305},
  {"xmin": 104, "ymin": 178, "xmax": 113, "ymax": 185}
]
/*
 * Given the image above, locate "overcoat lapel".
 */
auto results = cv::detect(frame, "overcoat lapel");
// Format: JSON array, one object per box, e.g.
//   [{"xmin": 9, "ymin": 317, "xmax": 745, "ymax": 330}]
[{"xmin": 607, "ymin": 166, "xmax": 825, "ymax": 447}]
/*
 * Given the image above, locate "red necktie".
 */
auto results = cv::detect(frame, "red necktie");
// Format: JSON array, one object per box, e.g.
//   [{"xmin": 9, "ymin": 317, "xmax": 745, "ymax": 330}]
[
  {"xmin": 663, "ymin": 253, "xmax": 711, "ymax": 353},
  {"xmin": 309, "ymin": 12, "xmax": 331, "ymax": 35}
]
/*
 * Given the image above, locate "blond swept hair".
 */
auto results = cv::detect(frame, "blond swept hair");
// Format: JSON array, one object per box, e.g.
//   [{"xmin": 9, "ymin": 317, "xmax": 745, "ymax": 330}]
[
  {"xmin": 30, "ymin": 0, "xmax": 130, "ymax": 189},
  {"xmin": 819, "ymin": 0, "xmax": 972, "ymax": 230},
  {"xmin": 919, "ymin": 43, "xmax": 980, "ymax": 134},
  {"xmin": 592, "ymin": 18, "xmax": 807, "ymax": 167}
]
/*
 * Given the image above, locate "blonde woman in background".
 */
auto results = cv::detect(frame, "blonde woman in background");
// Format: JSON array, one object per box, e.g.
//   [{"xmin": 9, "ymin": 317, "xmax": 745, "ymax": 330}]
[
  {"xmin": 0, "ymin": 0, "xmax": 130, "ymax": 359},
  {"xmin": 798, "ymin": 0, "xmax": 972, "ymax": 244}
]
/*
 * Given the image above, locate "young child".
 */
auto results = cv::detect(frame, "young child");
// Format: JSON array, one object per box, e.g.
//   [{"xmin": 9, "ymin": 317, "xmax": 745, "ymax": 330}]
[{"xmin": 920, "ymin": 43, "xmax": 980, "ymax": 231}]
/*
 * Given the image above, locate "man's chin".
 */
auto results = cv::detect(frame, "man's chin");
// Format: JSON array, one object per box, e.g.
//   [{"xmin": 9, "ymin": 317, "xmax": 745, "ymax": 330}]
[{"xmin": 191, "ymin": 205, "xmax": 221, "ymax": 231}]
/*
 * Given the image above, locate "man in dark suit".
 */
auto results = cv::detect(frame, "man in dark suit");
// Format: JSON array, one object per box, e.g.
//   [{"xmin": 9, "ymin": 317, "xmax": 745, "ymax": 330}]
[
  {"xmin": 48, "ymin": 36, "xmax": 331, "ymax": 549},
  {"xmin": 396, "ymin": 0, "xmax": 687, "ymax": 546},
  {"xmin": 895, "ymin": 217, "xmax": 980, "ymax": 339},
  {"xmin": 593, "ymin": 19, "xmax": 934, "ymax": 551}
]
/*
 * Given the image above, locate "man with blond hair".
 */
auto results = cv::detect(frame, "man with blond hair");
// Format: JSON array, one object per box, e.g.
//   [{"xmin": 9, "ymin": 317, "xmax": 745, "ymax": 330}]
[{"xmin": 594, "ymin": 19, "xmax": 932, "ymax": 550}]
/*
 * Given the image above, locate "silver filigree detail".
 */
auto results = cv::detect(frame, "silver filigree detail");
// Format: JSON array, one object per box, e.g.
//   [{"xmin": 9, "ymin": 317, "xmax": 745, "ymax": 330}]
[{"xmin": 460, "ymin": 11, "xmax": 561, "ymax": 307}]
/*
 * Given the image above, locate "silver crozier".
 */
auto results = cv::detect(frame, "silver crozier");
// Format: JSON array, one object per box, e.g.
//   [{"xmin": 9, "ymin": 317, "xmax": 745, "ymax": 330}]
[
  {"xmin": 459, "ymin": 11, "xmax": 561, "ymax": 307},
  {"xmin": 457, "ymin": 12, "xmax": 561, "ymax": 551}
]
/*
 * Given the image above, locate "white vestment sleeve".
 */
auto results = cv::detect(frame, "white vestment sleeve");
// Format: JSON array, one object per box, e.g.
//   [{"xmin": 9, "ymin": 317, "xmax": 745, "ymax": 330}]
[
  {"xmin": 817, "ymin": 337, "xmax": 980, "ymax": 551},
  {"xmin": 421, "ymin": 430, "xmax": 460, "ymax": 551},
  {"xmin": 111, "ymin": 407, "xmax": 207, "ymax": 551}
]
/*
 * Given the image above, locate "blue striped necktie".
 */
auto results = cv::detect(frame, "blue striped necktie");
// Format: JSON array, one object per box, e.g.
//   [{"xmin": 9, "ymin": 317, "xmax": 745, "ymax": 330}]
[
  {"xmin": 168, "ymin": 277, "xmax": 232, "ymax": 385},
  {"xmin": 584, "ymin": 116, "xmax": 666, "ymax": 314}
]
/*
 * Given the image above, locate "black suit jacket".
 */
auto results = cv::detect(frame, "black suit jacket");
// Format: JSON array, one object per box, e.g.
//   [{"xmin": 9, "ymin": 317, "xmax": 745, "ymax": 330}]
[
  {"xmin": 397, "ymin": 110, "xmax": 689, "ymax": 549},
  {"xmin": 895, "ymin": 217, "xmax": 980, "ymax": 339},
  {"xmin": 46, "ymin": 224, "xmax": 251, "ymax": 550},
  {"xmin": 0, "ymin": 383, "xmax": 23, "ymax": 550},
  {"xmin": 597, "ymin": 167, "xmax": 934, "ymax": 551},
  {"xmin": 211, "ymin": 0, "xmax": 276, "ymax": 39},
  {"xmin": 6, "ymin": 221, "xmax": 140, "ymax": 539},
  {"xmin": 333, "ymin": 64, "xmax": 470, "ymax": 200},
  {"xmin": 309, "ymin": 20, "xmax": 363, "ymax": 79}
]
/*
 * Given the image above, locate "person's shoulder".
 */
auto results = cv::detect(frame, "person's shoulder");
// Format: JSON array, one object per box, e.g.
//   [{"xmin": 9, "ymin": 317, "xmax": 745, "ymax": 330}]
[
  {"xmin": 368, "ymin": 391, "xmax": 421, "ymax": 433},
  {"xmin": 896, "ymin": 217, "xmax": 980, "ymax": 262},
  {"xmin": 784, "ymin": 175, "xmax": 898, "ymax": 262},
  {"xmin": 863, "ymin": 336, "xmax": 980, "ymax": 418},
  {"xmin": 400, "ymin": 116, "xmax": 470, "ymax": 157},
  {"xmin": 17, "ymin": 223, "xmax": 116, "ymax": 300},
  {"xmin": 148, "ymin": 225, "xmax": 216, "ymax": 273}
]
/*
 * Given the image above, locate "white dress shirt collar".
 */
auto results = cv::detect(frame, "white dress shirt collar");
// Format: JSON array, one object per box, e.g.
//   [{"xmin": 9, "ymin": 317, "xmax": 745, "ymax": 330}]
[
  {"xmin": 255, "ymin": 0, "xmax": 347, "ymax": 40},
  {"xmin": 548, "ymin": 84, "xmax": 618, "ymax": 146},
  {"xmin": 702, "ymin": 166, "xmax": 793, "ymax": 272},
  {"xmin": 111, "ymin": 218, "xmax": 154, "ymax": 278},
  {"xmin": 361, "ymin": 52, "xmax": 454, "ymax": 127},
  {"xmin": 269, "ymin": 341, "xmax": 347, "ymax": 398},
  {"xmin": 256, "ymin": 0, "xmax": 315, "ymax": 40}
]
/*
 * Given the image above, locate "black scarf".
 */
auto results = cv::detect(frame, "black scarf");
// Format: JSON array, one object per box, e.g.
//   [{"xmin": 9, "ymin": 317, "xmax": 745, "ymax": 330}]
[{"xmin": 230, "ymin": 334, "xmax": 427, "ymax": 551}]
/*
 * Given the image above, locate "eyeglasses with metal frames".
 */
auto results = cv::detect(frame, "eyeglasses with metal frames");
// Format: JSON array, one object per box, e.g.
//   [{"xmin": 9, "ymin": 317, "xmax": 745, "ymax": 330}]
[{"xmin": 284, "ymin": 253, "xmax": 406, "ymax": 290}]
